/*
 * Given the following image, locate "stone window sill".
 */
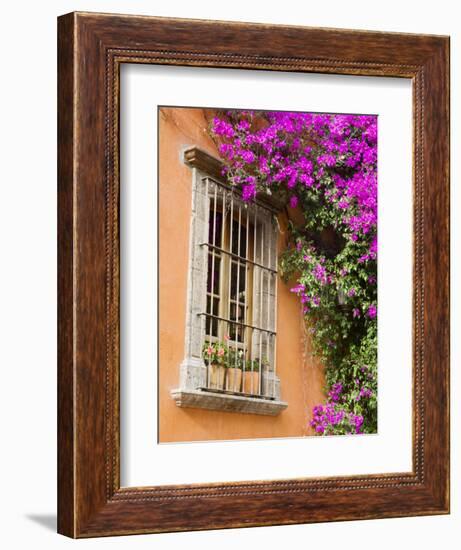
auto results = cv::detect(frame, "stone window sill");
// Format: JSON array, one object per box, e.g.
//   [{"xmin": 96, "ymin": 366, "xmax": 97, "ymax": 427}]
[{"xmin": 170, "ymin": 388, "xmax": 288, "ymax": 416}]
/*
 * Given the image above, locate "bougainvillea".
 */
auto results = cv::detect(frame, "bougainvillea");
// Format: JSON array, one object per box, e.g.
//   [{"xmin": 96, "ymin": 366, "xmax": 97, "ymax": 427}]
[{"xmin": 211, "ymin": 110, "xmax": 377, "ymax": 435}]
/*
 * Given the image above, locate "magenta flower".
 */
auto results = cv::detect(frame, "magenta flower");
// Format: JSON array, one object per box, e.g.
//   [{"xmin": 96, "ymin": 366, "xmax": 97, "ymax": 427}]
[
  {"xmin": 240, "ymin": 150, "xmax": 255, "ymax": 164},
  {"xmin": 219, "ymin": 143, "xmax": 234, "ymax": 159},
  {"xmin": 289, "ymin": 195, "xmax": 298, "ymax": 208},
  {"xmin": 312, "ymin": 263, "xmax": 328, "ymax": 285},
  {"xmin": 242, "ymin": 184, "xmax": 256, "ymax": 201},
  {"xmin": 212, "ymin": 117, "xmax": 235, "ymax": 138},
  {"xmin": 290, "ymin": 283, "xmax": 305, "ymax": 294},
  {"xmin": 367, "ymin": 304, "xmax": 377, "ymax": 319}
]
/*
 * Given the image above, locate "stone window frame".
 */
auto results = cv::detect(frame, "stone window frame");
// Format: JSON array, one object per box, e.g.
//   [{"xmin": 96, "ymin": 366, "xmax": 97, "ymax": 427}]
[{"xmin": 170, "ymin": 147, "xmax": 287, "ymax": 416}]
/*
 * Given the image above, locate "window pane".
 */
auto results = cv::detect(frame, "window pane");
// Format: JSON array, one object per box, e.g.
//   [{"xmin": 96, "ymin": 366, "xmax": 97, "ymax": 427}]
[
  {"xmin": 231, "ymin": 219, "xmax": 247, "ymax": 256},
  {"xmin": 229, "ymin": 302, "xmax": 245, "ymax": 342},
  {"xmin": 206, "ymin": 295, "xmax": 220, "ymax": 337},
  {"xmin": 230, "ymin": 261, "xmax": 237, "ymax": 299},
  {"xmin": 207, "ymin": 253, "xmax": 221, "ymax": 295},
  {"xmin": 239, "ymin": 265, "xmax": 246, "ymax": 298},
  {"xmin": 208, "ymin": 208, "xmax": 222, "ymax": 246},
  {"xmin": 230, "ymin": 262, "xmax": 246, "ymax": 302}
]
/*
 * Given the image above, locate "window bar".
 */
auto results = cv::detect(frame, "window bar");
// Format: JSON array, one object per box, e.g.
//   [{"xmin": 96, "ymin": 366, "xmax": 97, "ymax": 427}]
[
  {"xmin": 234, "ymin": 203, "xmax": 242, "ymax": 392},
  {"xmin": 252, "ymin": 205, "xmax": 258, "ymax": 393},
  {"xmin": 273, "ymin": 237, "xmax": 278, "ymax": 399},
  {"xmin": 220, "ymin": 188, "xmax": 226, "ymax": 342},
  {"xmin": 211, "ymin": 182, "xmax": 218, "ymax": 334},
  {"xmin": 201, "ymin": 243, "xmax": 276, "ymax": 274},
  {"xmin": 267, "ymin": 224, "xmax": 272, "ymax": 398},
  {"xmin": 228, "ymin": 192, "xmax": 234, "ymax": 390},
  {"xmin": 202, "ymin": 177, "xmax": 210, "ymax": 389},
  {"xmin": 244, "ymin": 206, "xmax": 250, "ymax": 394},
  {"xmin": 259, "ymin": 221, "xmax": 264, "ymax": 396},
  {"xmin": 208, "ymin": 183, "xmax": 218, "ymax": 390},
  {"xmin": 198, "ymin": 312, "xmax": 275, "ymax": 334}
]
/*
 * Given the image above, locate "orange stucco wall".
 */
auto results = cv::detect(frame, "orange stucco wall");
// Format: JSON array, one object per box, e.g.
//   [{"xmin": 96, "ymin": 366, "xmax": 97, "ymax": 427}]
[{"xmin": 158, "ymin": 107, "xmax": 325, "ymax": 443}]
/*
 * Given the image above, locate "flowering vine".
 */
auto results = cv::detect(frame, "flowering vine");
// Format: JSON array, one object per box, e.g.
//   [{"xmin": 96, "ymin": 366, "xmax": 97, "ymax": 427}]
[{"xmin": 211, "ymin": 109, "xmax": 378, "ymax": 435}]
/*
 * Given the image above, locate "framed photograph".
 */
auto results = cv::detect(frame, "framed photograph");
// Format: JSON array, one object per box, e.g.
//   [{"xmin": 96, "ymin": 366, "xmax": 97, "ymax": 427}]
[{"xmin": 58, "ymin": 12, "xmax": 450, "ymax": 537}]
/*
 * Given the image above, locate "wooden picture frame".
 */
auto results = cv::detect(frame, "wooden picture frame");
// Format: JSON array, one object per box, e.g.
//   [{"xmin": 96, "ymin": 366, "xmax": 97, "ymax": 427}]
[{"xmin": 57, "ymin": 12, "xmax": 450, "ymax": 538}]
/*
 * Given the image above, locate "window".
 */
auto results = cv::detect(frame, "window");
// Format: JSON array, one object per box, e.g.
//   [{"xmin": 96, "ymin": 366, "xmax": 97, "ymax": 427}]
[
  {"xmin": 202, "ymin": 182, "xmax": 277, "ymax": 396},
  {"xmin": 171, "ymin": 147, "xmax": 287, "ymax": 415}
]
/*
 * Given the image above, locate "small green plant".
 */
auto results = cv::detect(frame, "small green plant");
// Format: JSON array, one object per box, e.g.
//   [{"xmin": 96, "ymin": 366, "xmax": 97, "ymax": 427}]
[
  {"xmin": 244, "ymin": 357, "xmax": 269, "ymax": 372},
  {"xmin": 227, "ymin": 347, "xmax": 244, "ymax": 369}
]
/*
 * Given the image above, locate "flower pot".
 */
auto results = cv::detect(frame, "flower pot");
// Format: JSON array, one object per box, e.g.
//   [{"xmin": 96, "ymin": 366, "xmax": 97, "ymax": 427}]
[
  {"xmin": 225, "ymin": 367, "xmax": 242, "ymax": 392},
  {"xmin": 243, "ymin": 371, "xmax": 260, "ymax": 395},
  {"xmin": 208, "ymin": 363, "xmax": 226, "ymax": 390}
]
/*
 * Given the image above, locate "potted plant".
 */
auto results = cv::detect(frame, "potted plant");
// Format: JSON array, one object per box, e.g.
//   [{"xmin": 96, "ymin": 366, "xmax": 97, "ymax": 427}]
[
  {"xmin": 243, "ymin": 357, "xmax": 268, "ymax": 395},
  {"xmin": 225, "ymin": 347, "xmax": 244, "ymax": 392},
  {"xmin": 202, "ymin": 341, "xmax": 227, "ymax": 390}
]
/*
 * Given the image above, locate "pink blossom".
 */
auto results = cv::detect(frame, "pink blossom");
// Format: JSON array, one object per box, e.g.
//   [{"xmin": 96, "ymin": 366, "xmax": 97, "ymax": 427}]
[{"xmin": 289, "ymin": 196, "xmax": 298, "ymax": 208}]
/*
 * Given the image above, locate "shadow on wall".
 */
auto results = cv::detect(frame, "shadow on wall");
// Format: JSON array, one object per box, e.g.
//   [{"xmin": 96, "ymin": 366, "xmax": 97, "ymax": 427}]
[{"xmin": 25, "ymin": 514, "xmax": 57, "ymax": 532}]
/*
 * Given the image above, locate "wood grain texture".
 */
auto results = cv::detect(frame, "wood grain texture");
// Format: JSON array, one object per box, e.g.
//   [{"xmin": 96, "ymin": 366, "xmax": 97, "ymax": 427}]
[
  {"xmin": 57, "ymin": 12, "xmax": 75, "ymax": 538},
  {"xmin": 57, "ymin": 11, "xmax": 450, "ymax": 538}
]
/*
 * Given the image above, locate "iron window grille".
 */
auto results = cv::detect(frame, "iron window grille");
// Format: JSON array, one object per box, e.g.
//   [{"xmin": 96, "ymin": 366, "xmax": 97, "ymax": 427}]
[{"xmin": 200, "ymin": 177, "xmax": 278, "ymax": 398}]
